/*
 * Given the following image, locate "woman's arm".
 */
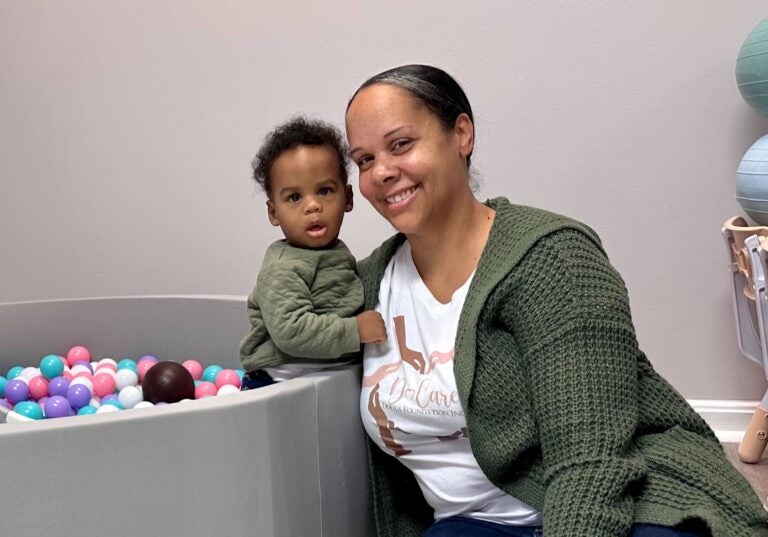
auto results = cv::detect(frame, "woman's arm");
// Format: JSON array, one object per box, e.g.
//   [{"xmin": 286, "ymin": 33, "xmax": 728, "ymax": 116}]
[{"xmin": 507, "ymin": 228, "xmax": 647, "ymax": 537}]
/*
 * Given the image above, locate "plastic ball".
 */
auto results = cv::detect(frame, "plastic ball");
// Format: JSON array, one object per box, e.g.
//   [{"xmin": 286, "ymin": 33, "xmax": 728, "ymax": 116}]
[
  {"xmin": 48, "ymin": 376, "xmax": 70, "ymax": 397},
  {"xmin": 142, "ymin": 361, "xmax": 195, "ymax": 404},
  {"xmin": 66, "ymin": 346, "xmax": 91, "ymax": 366},
  {"xmin": 102, "ymin": 399, "xmax": 125, "ymax": 410},
  {"xmin": 117, "ymin": 358, "xmax": 138, "ymax": 372},
  {"xmin": 5, "ymin": 379, "xmax": 30, "ymax": 404},
  {"xmin": 18, "ymin": 367, "xmax": 39, "ymax": 382},
  {"xmin": 70, "ymin": 362, "xmax": 93, "ymax": 376},
  {"xmin": 202, "ymin": 365, "xmax": 222, "ymax": 383},
  {"xmin": 70, "ymin": 376, "xmax": 94, "ymax": 392},
  {"xmin": 66, "ymin": 384, "xmax": 92, "ymax": 410},
  {"xmin": 44, "ymin": 395, "xmax": 72, "ymax": 418},
  {"xmin": 737, "ymin": 133, "xmax": 768, "ymax": 225},
  {"xmin": 0, "ymin": 398, "xmax": 12, "ymax": 410},
  {"xmin": 236, "ymin": 369, "xmax": 245, "ymax": 380},
  {"xmin": 194, "ymin": 381, "xmax": 217, "ymax": 399},
  {"xmin": 95, "ymin": 404, "xmax": 119, "ymax": 414},
  {"xmin": 136, "ymin": 360, "xmax": 154, "ymax": 382},
  {"xmin": 737, "ymin": 17, "xmax": 768, "ymax": 117},
  {"xmin": 133, "ymin": 401, "xmax": 154, "ymax": 410},
  {"xmin": 182, "ymin": 360, "xmax": 204, "ymax": 381},
  {"xmin": 39, "ymin": 355, "xmax": 64, "ymax": 379},
  {"xmin": 89, "ymin": 397, "xmax": 102, "ymax": 408},
  {"xmin": 138, "ymin": 354, "xmax": 158, "ymax": 364},
  {"xmin": 77, "ymin": 405, "xmax": 98, "ymax": 416},
  {"xmin": 27, "ymin": 376, "xmax": 49, "ymax": 401},
  {"xmin": 0, "ymin": 376, "xmax": 6, "ymax": 398},
  {"xmin": 13, "ymin": 401, "xmax": 43, "ymax": 420},
  {"xmin": 217, "ymin": 384, "xmax": 240, "ymax": 396},
  {"xmin": 115, "ymin": 369, "xmax": 139, "ymax": 390},
  {"xmin": 98, "ymin": 358, "xmax": 118, "ymax": 370},
  {"xmin": 118, "ymin": 386, "xmax": 143, "ymax": 409},
  {"xmin": 6, "ymin": 366, "xmax": 23, "ymax": 380},
  {"xmin": 92, "ymin": 373, "xmax": 117, "ymax": 398},
  {"xmin": 215, "ymin": 369, "xmax": 241, "ymax": 389}
]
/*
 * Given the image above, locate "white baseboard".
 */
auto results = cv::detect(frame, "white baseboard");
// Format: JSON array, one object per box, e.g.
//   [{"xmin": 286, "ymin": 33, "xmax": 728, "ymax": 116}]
[{"xmin": 687, "ymin": 399, "xmax": 759, "ymax": 443}]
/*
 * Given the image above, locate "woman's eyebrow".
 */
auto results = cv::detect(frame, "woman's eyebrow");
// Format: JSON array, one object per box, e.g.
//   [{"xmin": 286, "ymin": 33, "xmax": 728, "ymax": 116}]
[{"xmin": 349, "ymin": 126, "xmax": 408, "ymax": 156}]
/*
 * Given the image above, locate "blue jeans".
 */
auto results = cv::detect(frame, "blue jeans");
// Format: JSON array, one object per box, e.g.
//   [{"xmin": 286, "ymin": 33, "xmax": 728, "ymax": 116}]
[{"xmin": 424, "ymin": 517, "xmax": 706, "ymax": 536}]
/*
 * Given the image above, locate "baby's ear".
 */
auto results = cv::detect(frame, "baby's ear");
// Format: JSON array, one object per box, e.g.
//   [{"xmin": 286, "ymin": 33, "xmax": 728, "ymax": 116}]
[
  {"xmin": 345, "ymin": 184, "xmax": 354, "ymax": 212},
  {"xmin": 266, "ymin": 199, "xmax": 280, "ymax": 226}
]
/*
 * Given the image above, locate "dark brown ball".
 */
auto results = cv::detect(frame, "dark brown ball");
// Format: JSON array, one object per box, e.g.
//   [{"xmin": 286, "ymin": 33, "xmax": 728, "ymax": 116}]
[{"xmin": 142, "ymin": 361, "xmax": 195, "ymax": 404}]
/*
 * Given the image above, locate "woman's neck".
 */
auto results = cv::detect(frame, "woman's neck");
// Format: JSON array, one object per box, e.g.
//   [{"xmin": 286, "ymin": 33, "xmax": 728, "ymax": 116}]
[{"xmin": 407, "ymin": 197, "xmax": 495, "ymax": 304}]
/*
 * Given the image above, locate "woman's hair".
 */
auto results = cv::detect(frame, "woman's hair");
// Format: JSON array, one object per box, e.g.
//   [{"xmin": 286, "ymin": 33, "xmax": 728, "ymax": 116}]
[
  {"xmin": 252, "ymin": 116, "xmax": 349, "ymax": 196},
  {"xmin": 347, "ymin": 64, "xmax": 475, "ymax": 167}
]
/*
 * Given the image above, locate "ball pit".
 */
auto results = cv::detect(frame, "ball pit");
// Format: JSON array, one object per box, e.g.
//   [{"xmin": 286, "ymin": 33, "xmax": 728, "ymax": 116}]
[
  {"xmin": 1, "ymin": 345, "xmax": 248, "ymax": 422},
  {"xmin": 0, "ymin": 295, "xmax": 374, "ymax": 537}
]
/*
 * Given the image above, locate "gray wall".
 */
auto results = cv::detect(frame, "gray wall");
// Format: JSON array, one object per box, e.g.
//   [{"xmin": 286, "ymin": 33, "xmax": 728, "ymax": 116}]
[{"xmin": 2, "ymin": 1, "xmax": 768, "ymax": 400}]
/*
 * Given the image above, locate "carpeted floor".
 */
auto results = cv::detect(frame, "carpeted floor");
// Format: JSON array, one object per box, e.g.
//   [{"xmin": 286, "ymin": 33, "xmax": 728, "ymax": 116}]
[{"xmin": 723, "ymin": 443, "xmax": 768, "ymax": 509}]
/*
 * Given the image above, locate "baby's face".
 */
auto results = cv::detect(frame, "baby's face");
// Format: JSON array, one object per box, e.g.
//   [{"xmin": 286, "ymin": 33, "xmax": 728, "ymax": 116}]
[{"xmin": 267, "ymin": 144, "xmax": 353, "ymax": 249}]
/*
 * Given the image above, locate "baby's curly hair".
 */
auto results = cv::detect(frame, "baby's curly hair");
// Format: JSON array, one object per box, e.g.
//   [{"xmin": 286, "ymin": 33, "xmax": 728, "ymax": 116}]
[{"xmin": 252, "ymin": 116, "xmax": 350, "ymax": 197}]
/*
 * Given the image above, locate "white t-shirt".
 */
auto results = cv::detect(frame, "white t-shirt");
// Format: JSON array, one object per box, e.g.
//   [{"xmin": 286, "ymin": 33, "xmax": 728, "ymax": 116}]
[{"xmin": 360, "ymin": 241, "xmax": 541, "ymax": 525}]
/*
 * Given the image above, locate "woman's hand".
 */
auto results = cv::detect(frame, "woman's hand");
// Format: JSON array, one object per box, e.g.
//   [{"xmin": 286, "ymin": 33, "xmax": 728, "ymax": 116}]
[{"xmin": 357, "ymin": 310, "xmax": 388, "ymax": 343}]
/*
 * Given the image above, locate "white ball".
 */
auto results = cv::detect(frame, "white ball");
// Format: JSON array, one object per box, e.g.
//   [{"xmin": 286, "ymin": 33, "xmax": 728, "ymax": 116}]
[
  {"xmin": 115, "ymin": 369, "xmax": 139, "ymax": 390},
  {"xmin": 98, "ymin": 358, "xmax": 117, "ymax": 368},
  {"xmin": 18, "ymin": 367, "xmax": 39, "ymax": 383},
  {"xmin": 118, "ymin": 386, "xmax": 143, "ymax": 409},
  {"xmin": 70, "ymin": 377, "xmax": 94, "ymax": 392},
  {"xmin": 133, "ymin": 401, "xmax": 154, "ymax": 410},
  {"xmin": 89, "ymin": 397, "xmax": 102, "ymax": 408},
  {"xmin": 217, "ymin": 385, "xmax": 240, "ymax": 396},
  {"xmin": 70, "ymin": 364, "xmax": 92, "ymax": 376},
  {"xmin": 95, "ymin": 404, "xmax": 119, "ymax": 414}
]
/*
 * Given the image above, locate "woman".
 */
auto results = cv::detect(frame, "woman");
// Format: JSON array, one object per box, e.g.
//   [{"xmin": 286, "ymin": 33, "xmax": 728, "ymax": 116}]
[{"xmin": 346, "ymin": 64, "xmax": 768, "ymax": 537}]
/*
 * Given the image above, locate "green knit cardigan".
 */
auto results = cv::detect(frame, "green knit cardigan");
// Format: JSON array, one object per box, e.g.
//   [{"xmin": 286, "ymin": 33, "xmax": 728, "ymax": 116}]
[{"xmin": 357, "ymin": 197, "xmax": 768, "ymax": 537}]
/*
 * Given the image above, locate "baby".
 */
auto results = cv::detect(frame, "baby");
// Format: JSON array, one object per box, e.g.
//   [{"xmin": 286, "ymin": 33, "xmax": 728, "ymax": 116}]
[{"xmin": 239, "ymin": 117, "xmax": 386, "ymax": 387}]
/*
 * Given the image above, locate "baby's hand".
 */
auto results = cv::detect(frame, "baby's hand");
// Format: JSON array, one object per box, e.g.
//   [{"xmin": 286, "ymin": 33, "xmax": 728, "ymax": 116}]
[{"xmin": 357, "ymin": 311, "xmax": 387, "ymax": 344}]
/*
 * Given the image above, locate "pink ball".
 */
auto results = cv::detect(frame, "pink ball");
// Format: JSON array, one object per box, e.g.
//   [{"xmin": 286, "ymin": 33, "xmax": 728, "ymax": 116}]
[
  {"xmin": 215, "ymin": 369, "xmax": 241, "ymax": 389},
  {"xmin": 194, "ymin": 381, "xmax": 217, "ymax": 399},
  {"xmin": 137, "ymin": 360, "xmax": 155, "ymax": 382},
  {"xmin": 28, "ymin": 376, "xmax": 50, "ymax": 401},
  {"xmin": 62, "ymin": 371, "xmax": 73, "ymax": 381},
  {"xmin": 92, "ymin": 373, "xmax": 117, "ymax": 398},
  {"xmin": 182, "ymin": 360, "xmax": 204, "ymax": 381},
  {"xmin": 67, "ymin": 346, "xmax": 91, "ymax": 366}
]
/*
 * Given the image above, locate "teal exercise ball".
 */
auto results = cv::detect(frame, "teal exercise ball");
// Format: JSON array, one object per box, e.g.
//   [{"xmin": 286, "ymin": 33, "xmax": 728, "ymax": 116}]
[
  {"xmin": 736, "ymin": 17, "xmax": 768, "ymax": 117},
  {"xmin": 737, "ymin": 133, "xmax": 768, "ymax": 225}
]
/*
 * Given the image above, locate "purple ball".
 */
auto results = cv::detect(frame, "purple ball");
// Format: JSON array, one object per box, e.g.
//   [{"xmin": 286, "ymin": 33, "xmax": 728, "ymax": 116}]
[
  {"xmin": 44, "ymin": 395, "xmax": 72, "ymax": 419},
  {"xmin": 48, "ymin": 376, "xmax": 70, "ymax": 397},
  {"xmin": 101, "ymin": 394, "xmax": 119, "ymax": 404},
  {"xmin": 66, "ymin": 384, "xmax": 92, "ymax": 410},
  {"xmin": 0, "ymin": 398, "xmax": 12, "ymax": 410},
  {"xmin": 5, "ymin": 379, "xmax": 30, "ymax": 405},
  {"xmin": 138, "ymin": 355, "xmax": 158, "ymax": 364}
]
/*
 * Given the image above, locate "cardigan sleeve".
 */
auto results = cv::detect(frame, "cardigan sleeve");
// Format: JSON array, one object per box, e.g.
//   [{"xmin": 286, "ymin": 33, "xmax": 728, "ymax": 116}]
[
  {"xmin": 506, "ymin": 228, "xmax": 647, "ymax": 537},
  {"xmin": 257, "ymin": 259, "xmax": 361, "ymax": 359}
]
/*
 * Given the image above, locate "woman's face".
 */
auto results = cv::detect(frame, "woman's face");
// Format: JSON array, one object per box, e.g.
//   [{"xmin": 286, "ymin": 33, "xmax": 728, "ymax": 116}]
[{"xmin": 345, "ymin": 84, "xmax": 473, "ymax": 237}]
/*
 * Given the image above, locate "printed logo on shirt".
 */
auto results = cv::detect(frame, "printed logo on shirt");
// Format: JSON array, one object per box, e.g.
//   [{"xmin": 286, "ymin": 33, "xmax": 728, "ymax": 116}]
[{"xmin": 363, "ymin": 315, "xmax": 467, "ymax": 457}]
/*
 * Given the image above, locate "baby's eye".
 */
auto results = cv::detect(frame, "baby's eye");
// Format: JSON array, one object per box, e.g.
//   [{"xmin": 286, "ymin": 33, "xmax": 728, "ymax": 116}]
[
  {"xmin": 318, "ymin": 187, "xmax": 332, "ymax": 196},
  {"xmin": 287, "ymin": 193, "xmax": 301, "ymax": 203}
]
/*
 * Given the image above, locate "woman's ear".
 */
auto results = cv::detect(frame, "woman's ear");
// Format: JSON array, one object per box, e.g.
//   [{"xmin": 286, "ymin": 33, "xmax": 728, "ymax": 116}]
[
  {"xmin": 454, "ymin": 113, "xmax": 474, "ymax": 161},
  {"xmin": 344, "ymin": 184, "xmax": 354, "ymax": 212}
]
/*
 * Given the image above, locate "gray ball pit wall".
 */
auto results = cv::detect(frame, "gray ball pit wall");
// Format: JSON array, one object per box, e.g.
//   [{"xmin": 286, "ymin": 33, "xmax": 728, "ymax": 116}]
[{"xmin": 0, "ymin": 295, "xmax": 375, "ymax": 537}]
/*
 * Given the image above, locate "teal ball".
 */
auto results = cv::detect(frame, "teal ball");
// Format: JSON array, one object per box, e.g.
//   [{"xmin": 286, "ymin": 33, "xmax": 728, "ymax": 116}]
[{"xmin": 736, "ymin": 17, "xmax": 768, "ymax": 117}]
